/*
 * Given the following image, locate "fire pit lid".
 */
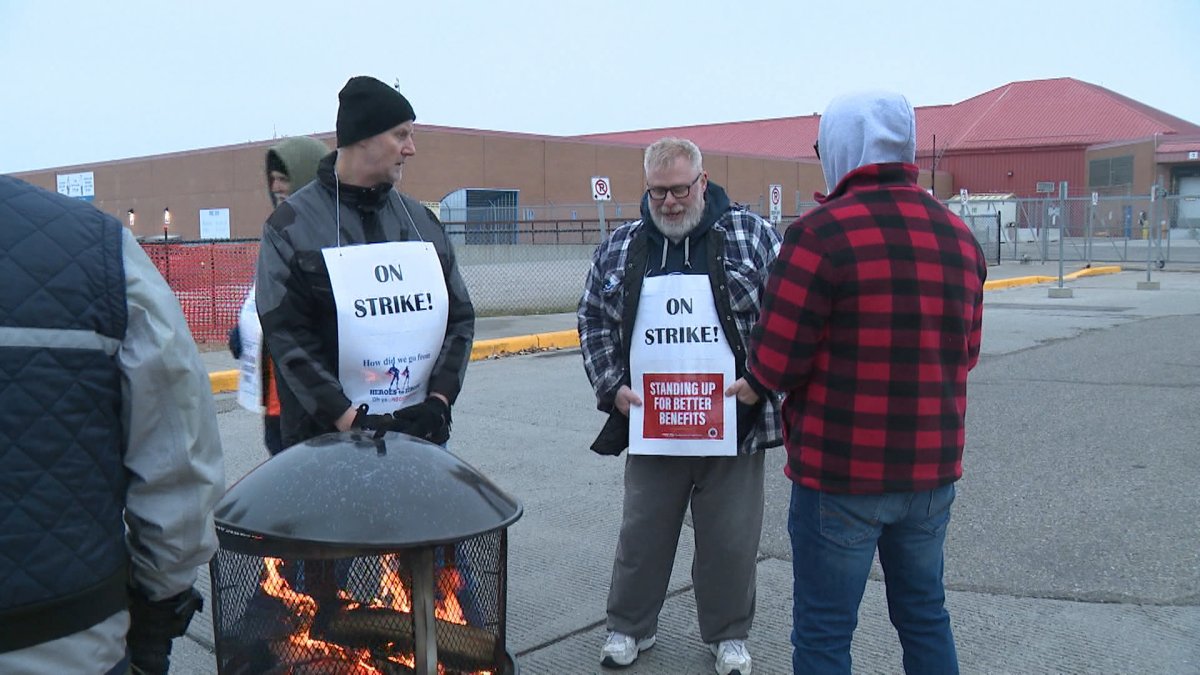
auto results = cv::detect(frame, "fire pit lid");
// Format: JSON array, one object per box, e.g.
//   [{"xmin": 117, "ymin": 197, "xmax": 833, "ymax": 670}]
[{"xmin": 213, "ymin": 431, "xmax": 522, "ymax": 557}]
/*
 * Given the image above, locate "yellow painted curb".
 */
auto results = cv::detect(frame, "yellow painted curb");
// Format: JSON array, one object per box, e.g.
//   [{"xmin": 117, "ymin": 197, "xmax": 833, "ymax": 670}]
[
  {"xmin": 1066, "ymin": 265, "xmax": 1122, "ymax": 279},
  {"xmin": 983, "ymin": 275, "xmax": 1054, "ymax": 290},
  {"xmin": 470, "ymin": 329, "xmax": 579, "ymax": 360},
  {"xmin": 983, "ymin": 265, "xmax": 1122, "ymax": 291},
  {"xmin": 209, "ymin": 329, "xmax": 583, "ymax": 394},
  {"xmin": 209, "ymin": 370, "xmax": 238, "ymax": 395}
]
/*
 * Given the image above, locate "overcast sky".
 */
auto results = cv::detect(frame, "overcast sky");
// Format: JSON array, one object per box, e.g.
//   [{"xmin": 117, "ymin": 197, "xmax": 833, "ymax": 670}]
[{"xmin": 2, "ymin": 0, "xmax": 1197, "ymax": 174}]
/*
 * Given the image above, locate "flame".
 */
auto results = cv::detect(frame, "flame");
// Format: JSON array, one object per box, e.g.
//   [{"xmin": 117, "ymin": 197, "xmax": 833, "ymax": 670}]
[
  {"xmin": 261, "ymin": 558, "xmax": 382, "ymax": 673},
  {"xmin": 435, "ymin": 566, "xmax": 468, "ymax": 625},
  {"xmin": 259, "ymin": 555, "xmax": 493, "ymax": 675}
]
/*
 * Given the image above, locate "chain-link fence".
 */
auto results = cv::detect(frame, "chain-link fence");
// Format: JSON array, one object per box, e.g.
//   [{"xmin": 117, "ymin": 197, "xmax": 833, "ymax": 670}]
[
  {"xmin": 142, "ymin": 194, "xmax": 1200, "ymax": 341},
  {"xmin": 997, "ymin": 194, "xmax": 1198, "ymax": 267}
]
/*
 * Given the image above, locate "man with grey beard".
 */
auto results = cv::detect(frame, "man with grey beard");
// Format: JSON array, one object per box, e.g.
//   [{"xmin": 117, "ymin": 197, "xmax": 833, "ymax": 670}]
[{"xmin": 578, "ymin": 137, "xmax": 783, "ymax": 675}]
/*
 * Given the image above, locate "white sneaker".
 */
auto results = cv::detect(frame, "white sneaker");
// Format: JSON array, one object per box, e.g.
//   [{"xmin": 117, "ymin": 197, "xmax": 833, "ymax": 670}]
[
  {"xmin": 709, "ymin": 639, "xmax": 752, "ymax": 675},
  {"xmin": 600, "ymin": 631, "xmax": 656, "ymax": 668}
]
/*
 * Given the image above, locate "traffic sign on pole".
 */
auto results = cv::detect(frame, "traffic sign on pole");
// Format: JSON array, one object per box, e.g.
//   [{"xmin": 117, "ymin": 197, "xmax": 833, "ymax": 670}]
[
  {"xmin": 768, "ymin": 184, "xmax": 782, "ymax": 224},
  {"xmin": 591, "ymin": 176, "xmax": 612, "ymax": 201}
]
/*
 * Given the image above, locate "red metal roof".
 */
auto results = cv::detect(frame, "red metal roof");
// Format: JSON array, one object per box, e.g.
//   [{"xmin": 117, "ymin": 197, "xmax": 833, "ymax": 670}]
[
  {"xmin": 574, "ymin": 78, "xmax": 1200, "ymax": 159},
  {"xmin": 1156, "ymin": 136, "xmax": 1200, "ymax": 153},
  {"xmin": 573, "ymin": 115, "xmax": 823, "ymax": 159}
]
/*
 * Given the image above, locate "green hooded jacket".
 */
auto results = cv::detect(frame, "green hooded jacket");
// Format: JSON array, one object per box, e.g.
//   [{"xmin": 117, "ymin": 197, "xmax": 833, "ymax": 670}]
[{"xmin": 265, "ymin": 136, "xmax": 330, "ymax": 206}]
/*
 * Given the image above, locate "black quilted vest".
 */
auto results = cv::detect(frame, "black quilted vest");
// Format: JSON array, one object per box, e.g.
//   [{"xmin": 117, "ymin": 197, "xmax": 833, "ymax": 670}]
[{"xmin": 0, "ymin": 176, "xmax": 130, "ymax": 651}]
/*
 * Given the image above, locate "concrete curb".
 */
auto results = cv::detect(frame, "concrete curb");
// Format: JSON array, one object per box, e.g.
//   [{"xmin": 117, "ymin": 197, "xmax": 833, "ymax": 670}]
[
  {"xmin": 208, "ymin": 267, "xmax": 1124, "ymax": 394},
  {"xmin": 208, "ymin": 370, "xmax": 238, "ymax": 394},
  {"xmin": 469, "ymin": 328, "xmax": 579, "ymax": 360},
  {"xmin": 208, "ymin": 329, "xmax": 582, "ymax": 394},
  {"xmin": 982, "ymin": 265, "xmax": 1121, "ymax": 291}
]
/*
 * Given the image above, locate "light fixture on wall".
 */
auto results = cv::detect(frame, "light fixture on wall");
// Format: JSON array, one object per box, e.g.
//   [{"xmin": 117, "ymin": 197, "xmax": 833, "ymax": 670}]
[
  {"xmin": 1007, "ymin": 171, "xmax": 1014, "ymax": 177},
  {"xmin": 127, "ymin": 208, "xmax": 135, "ymax": 229},
  {"xmin": 163, "ymin": 207, "xmax": 171, "ymax": 242}
]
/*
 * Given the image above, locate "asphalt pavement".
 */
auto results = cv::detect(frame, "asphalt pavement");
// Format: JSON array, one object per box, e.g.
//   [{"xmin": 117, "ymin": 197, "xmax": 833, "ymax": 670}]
[{"xmin": 177, "ymin": 262, "xmax": 1200, "ymax": 674}]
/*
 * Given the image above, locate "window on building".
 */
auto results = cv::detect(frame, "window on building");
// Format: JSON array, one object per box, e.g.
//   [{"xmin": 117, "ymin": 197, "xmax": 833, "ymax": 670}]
[{"xmin": 1089, "ymin": 155, "xmax": 1134, "ymax": 188}]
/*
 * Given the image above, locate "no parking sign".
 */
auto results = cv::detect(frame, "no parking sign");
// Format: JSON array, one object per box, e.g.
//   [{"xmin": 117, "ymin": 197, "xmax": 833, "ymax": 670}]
[
  {"xmin": 591, "ymin": 176, "xmax": 612, "ymax": 201},
  {"xmin": 768, "ymin": 184, "xmax": 782, "ymax": 224}
]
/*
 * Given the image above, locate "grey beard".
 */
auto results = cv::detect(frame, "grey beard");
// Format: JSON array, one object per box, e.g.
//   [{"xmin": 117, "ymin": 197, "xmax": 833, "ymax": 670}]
[{"xmin": 653, "ymin": 203, "xmax": 704, "ymax": 242}]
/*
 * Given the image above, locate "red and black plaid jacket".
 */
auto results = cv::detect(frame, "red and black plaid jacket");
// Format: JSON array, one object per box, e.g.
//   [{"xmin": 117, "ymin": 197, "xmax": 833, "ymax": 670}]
[{"xmin": 747, "ymin": 163, "xmax": 986, "ymax": 494}]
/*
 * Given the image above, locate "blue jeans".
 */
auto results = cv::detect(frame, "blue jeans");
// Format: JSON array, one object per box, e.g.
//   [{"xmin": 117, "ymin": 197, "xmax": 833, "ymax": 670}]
[{"xmin": 788, "ymin": 482, "xmax": 958, "ymax": 675}]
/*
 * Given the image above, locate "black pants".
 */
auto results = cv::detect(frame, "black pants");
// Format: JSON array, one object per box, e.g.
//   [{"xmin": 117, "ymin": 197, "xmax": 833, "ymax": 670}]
[{"xmin": 264, "ymin": 415, "xmax": 284, "ymax": 455}]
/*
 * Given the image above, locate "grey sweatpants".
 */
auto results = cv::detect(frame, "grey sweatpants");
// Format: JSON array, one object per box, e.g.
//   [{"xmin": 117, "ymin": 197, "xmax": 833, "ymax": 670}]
[{"xmin": 605, "ymin": 450, "xmax": 766, "ymax": 643}]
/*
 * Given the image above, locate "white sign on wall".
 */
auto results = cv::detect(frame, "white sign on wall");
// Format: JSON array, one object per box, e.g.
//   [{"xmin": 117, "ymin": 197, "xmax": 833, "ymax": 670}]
[
  {"xmin": 56, "ymin": 171, "xmax": 95, "ymax": 201},
  {"xmin": 199, "ymin": 208, "xmax": 231, "ymax": 239},
  {"xmin": 420, "ymin": 201, "xmax": 441, "ymax": 219},
  {"xmin": 591, "ymin": 176, "xmax": 612, "ymax": 201},
  {"xmin": 768, "ymin": 184, "xmax": 782, "ymax": 224}
]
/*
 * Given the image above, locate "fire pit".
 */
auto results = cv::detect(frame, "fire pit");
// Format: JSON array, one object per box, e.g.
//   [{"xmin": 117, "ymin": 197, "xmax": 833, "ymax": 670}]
[{"xmin": 209, "ymin": 432, "xmax": 523, "ymax": 675}]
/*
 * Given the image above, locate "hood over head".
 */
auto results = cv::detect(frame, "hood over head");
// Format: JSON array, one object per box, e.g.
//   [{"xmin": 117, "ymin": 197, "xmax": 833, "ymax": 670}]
[
  {"xmin": 265, "ymin": 136, "xmax": 330, "ymax": 203},
  {"xmin": 640, "ymin": 181, "xmax": 730, "ymax": 274},
  {"xmin": 818, "ymin": 90, "xmax": 916, "ymax": 193}
]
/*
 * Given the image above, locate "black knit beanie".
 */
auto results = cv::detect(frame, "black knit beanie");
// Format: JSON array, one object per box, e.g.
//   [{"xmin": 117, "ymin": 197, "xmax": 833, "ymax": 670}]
[{"xmin": 335, "ymin": 76, "xmax": 416, "ymax": 148}]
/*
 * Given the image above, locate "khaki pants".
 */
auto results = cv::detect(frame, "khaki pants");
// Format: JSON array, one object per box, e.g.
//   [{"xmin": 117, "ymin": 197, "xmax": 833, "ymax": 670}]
[{"xmin": 605, "ymin": 450, "xmax": 765, "ymax": 643}]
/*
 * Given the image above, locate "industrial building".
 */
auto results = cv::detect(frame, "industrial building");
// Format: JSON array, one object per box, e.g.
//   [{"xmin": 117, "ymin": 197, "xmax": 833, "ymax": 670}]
[{"xmin": 12, "ymin": 77, "xmax": 1200, "ymax": 241}]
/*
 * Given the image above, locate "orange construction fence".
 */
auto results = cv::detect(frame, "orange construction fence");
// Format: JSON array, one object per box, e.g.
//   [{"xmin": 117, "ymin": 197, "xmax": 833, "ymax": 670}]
[{"xmin": 140, "ymin": 240, "xmax": 259, "ymax": 343}]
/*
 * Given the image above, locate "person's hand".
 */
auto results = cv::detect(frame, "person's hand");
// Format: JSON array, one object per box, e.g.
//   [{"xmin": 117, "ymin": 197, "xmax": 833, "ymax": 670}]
[
  {"xmin": 227, "ymin": 325, "xmax": 243, "ymax": 360},
  {"xmin": 724, "ymin": 378, "xmax": 760, "ymax": 406},
  {"xmin": 127, "ymin": 586, "xmax": 203, "ymax": 675},
  {"xmin": 614, "ymin": 385, "xmax": 642, "ymax": 417},
  {"xmin": 350, "ymin": 403, "xmax": 407, "ymax": 439},
  {"xmin": 392, "ymin": 396, "xmax": 452, "ymax": 444}
]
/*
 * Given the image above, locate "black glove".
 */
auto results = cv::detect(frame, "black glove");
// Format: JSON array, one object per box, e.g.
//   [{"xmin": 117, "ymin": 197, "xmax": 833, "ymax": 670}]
[
  {"xmin": 392, "ymin": 397, "xmax": 452, "ymax": 444},
  {"xmin": 127, "ymin": 586, "xmax": 203, "ymax": 675},
  {"xmin": 351, "ymin": 403, "xmax": 406, "ymax": 439},
  {"xmin": 227, "ymin": 325, "xmax": 243, "ymax": 359}
]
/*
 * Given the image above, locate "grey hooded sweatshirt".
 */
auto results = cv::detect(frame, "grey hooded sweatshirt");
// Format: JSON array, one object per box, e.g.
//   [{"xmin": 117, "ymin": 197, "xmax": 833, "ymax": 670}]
[{"xmin": 817, "ymin": 90, "xmax": 917, "ymax": 194}]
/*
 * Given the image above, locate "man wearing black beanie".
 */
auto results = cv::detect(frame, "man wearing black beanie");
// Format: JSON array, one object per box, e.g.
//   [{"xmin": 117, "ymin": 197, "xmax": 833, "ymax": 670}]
[{"xmin": 254, "ymin": 75, "xmax": 475, "ymax": 448}]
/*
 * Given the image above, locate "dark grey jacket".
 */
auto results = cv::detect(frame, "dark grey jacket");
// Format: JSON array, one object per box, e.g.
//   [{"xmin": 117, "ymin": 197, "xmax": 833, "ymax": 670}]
[{"xmin": 256, "ymin": 153, "xmax": 475, "ymax": 447}]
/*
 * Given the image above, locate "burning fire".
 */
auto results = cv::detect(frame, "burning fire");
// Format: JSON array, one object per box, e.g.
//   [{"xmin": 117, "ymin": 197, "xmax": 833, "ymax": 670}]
[
  {"xmin": 261, "ymin": 557, "xmax": 380, "ymax": 673},
  {"xmin": 260, "ymin": 556, "xmax": 493, "ymax": 675}
]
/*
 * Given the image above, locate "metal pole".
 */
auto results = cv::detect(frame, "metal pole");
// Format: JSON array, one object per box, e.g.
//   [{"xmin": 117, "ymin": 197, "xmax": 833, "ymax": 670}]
[
  {"xmin": 1085, "ymin": 202, "xmax": 1093, "ymax": 267},
  {"xmin": 412, "ymin": 548, "xmax": 438, "ymax": 675},
  {"xmin": 931, "ymin": 133, "xmax": 936, "ymax": 195},
  {"xmin": 1056, "ymin": 212, "xmax": 1065, "ymax": 288},
  {"xmin": 1143, "ymin": 210, "xmax": 1152, "ymax": 283},
  {"xmin": 1165, "ymin": 193, "xmax": 1173, "ymax": 263},
  {"xmin": 994, "ymin": 211, "xmax": 1001, "ymax": 265},
  {"xmin": 1040, "ymin": 200, "xmax": 1049, "ymax": 263},
  {"xmin": 598, "ymin": 201, "xmax": 607, "ymax": 240}
]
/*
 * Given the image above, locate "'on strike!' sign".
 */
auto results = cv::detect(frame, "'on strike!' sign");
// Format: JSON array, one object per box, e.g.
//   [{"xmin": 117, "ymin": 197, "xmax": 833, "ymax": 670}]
[{"xmin": 641, "ymin": 372, "xmax": 725, "ymax": 440}]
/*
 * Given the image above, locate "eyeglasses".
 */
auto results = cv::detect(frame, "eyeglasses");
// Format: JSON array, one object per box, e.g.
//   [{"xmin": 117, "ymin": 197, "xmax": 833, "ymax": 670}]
[
  {"xmin": 646, "ymin": 173, "xmax": 702, "ymax": 201},
  {"xmin": 813, "ymin": 141, "xmax": 820, "ymax": 160}
]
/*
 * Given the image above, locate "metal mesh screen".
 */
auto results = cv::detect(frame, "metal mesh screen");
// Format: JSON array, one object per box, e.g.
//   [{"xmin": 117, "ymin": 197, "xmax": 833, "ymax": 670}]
[
  {"xmin": 140, "ymin": 239, "xmax": 257, "ymax": 343},
  {"xmin": 961, "ymin": 212, "xmax": 1002, "ymax": 265},
  {"xmin": 209, "ymin": 530, "xmax": 509, "ymax": 675}
]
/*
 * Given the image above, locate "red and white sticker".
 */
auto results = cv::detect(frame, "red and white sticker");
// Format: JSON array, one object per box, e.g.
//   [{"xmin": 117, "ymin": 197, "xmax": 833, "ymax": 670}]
[{"xmin": 641, "ymin": 372, "xmax": 725, "ymax": 441}]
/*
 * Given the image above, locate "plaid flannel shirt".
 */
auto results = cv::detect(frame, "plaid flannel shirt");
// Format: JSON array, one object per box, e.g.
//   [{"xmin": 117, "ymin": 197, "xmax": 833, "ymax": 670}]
[
  {"xmin": 578, "ymin": 204, "xmax": 784, "ymax": 453},
  {"xmin": 747, "ymin": 163, "xmax": 986, "ymax": 492}
]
